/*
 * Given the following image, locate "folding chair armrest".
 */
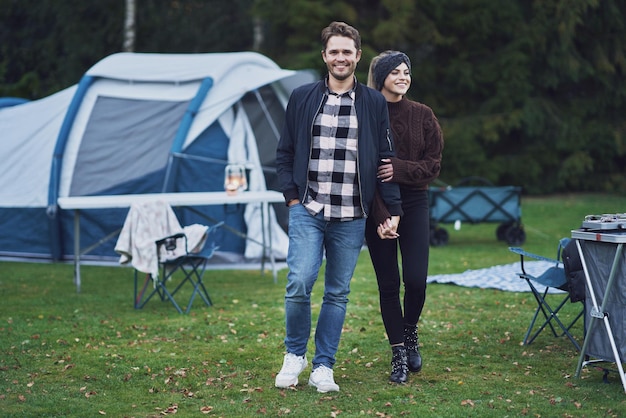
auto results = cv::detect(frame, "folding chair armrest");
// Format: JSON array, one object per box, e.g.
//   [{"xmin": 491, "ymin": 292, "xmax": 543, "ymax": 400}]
[
  {"xmin": 509, "ymin": 246, "xmax": 560, "ymax": 276},
  {"xmin": 156, "ymin": 232, "xmax": 189, "ymax": 255},
  {"xmin": 509, "ymin": 247, "xmax": 559, "ymax": 264},
  {"xmin": 156, "ymin": 232, "xmax": 186, "ymax": 246}
]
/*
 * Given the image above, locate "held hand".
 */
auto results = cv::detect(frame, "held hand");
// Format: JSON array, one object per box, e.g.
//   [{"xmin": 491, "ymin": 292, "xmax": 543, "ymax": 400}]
[
  {"xmin": 377, "ymin": 159, "xmax": 394, "ymax": 182},
  {"xmin": 377, "ymin": 216, "xmax": 400, "ymax": 240}
]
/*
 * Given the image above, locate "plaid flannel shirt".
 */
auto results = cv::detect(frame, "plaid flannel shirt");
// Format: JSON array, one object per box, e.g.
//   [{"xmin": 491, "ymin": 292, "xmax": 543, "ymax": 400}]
[{"xmin": 304, "ymin": 86, "xmax": 361, "ymax": 221}]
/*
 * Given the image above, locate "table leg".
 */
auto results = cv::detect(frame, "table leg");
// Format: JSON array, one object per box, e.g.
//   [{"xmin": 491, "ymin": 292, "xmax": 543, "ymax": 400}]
[
  {"xmin": 266, "ymin": 202, "xmax": 277, "ymax": 283},
  {"xmin": 260, "ymin": 203, "xmax": 265, "ymax": 276},
  {"xmin": 575, "ymin": 241, "xmax": 626, "ymax": 392},
  {"xmin": 603, "ymin": 243, "xmax": 626, "ymax": 392},
  {"xmin": 73, "ymin": 209, "xmax": 81, "ymax": 293},
  {"xmin": 259, "ymin": 202, "xmax": 277, "ymax": 283}
]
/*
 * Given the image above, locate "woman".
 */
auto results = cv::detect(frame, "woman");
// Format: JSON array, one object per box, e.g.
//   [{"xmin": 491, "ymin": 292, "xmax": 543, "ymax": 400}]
[{"xmin": 366, "ymin": 51, "xmax": 444, "ymax": 383}]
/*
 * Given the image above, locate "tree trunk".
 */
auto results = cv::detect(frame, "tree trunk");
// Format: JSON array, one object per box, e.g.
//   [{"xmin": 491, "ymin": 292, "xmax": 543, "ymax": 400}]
[
  {"xmin": 253, "ymin": 17, "xmax": 263, "ymax": 51},
  {"xmin": 123, "ymin": 0, "xmax": 136, "ymax": 52}
]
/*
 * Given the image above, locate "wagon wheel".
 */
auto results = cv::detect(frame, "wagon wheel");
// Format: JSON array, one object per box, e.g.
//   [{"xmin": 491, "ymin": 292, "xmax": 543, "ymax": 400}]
[
  {"xmin": 429, "ymin": 226, "xmax": 449, "ymax": 247},
  {"xmin": 496, "ymin": 221, "xmax": 514, "ymax": 241},
  {"xmin": 505, "ymin": 225, "xmax": 526, "ymax": 246}
]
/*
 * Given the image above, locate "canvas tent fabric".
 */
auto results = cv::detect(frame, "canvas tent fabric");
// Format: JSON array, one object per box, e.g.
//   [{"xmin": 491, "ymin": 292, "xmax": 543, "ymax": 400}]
[{"xmin": 0, "ymin": 52, "xmax": 310, "ymax": 264}]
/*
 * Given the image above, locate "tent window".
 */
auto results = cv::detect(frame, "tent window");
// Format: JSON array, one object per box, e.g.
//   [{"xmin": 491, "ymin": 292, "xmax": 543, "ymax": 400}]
[
  {"xmin": 241, "ymin": 86, "xmax": 284, "ymax": 171},
  {"xmin": 241, "ymin": 85, "xmax": 289, "ymax": 233},
  {"xmin": 70, "ymin": 96, "xmax": 189, "ymax": 196}
]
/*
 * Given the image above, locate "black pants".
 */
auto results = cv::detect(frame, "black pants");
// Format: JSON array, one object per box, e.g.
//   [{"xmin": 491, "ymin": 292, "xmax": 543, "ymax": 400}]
[{"xmin": 365, "ymin": 189, "xmax": 430, "ymax": 345}]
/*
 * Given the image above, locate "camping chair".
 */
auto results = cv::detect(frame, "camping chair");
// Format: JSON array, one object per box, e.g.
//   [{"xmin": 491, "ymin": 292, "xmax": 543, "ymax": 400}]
[
  {"xmin": 509, "ymin": 238, "xmax": 585, "ymax": 350},
  {"xmin": 134, "ymin": 222, "xmax": 223, "ymax": 314},
  {"xmin": 115, "ymin": 200, "xmax": 223, "ymax": 314}
]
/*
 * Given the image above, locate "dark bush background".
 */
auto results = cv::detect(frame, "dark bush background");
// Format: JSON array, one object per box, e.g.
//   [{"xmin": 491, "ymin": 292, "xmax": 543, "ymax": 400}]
[{"xmin": 1, "ymin": 0, "xmax": 624, "ymax": 194}]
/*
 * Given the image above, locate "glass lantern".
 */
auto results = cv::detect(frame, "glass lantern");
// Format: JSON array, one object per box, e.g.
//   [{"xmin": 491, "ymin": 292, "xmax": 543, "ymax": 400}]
[{"xmin": 224, "ymin": 164, "xmax": 248, "ymax": 195}]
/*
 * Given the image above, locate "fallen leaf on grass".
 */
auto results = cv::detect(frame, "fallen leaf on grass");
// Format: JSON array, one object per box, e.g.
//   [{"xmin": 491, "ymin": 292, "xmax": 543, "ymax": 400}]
[{"xmin": 158, "ymin": 404, "xmax": 178, "ymax": 415}]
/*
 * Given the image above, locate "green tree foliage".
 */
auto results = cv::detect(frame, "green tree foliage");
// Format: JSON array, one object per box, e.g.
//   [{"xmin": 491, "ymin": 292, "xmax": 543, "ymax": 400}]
[
  {"xmin": 0, "ymin": 0, "xmax": 125, "ymax": 98},
  {"xmin": 1, "ymin": 0, "xmax": 624, "ymax": 193},
  {"xmin": 133, "ymin": 0, "xmax": 255, "ymax": 53},
  {"xmin": 251, "ymin": 0, "xmax": 358, "ymax": 76},
  {"xmin": 0, "ymin": 0, "xmax": 255, "ymax": 98},
  {"xmin": 390, "ymin": 0, "xmax": 625, "ymax": 193},
  {"xmin": 252, "ymin": 0, "xmax": 625, "ymax": 193}
]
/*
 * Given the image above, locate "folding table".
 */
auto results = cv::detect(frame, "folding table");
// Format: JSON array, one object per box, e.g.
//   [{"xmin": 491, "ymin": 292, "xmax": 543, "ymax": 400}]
[
  {"xmin": 57, "ymin": 190, "xmax": 285, "ymax": 292},
  {"xmin": 572, "ymin": 223, "xmax": 626, "ymax": 392}
]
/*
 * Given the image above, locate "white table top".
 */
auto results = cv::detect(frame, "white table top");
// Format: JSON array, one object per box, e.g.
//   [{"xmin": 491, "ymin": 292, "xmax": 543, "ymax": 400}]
[{"xmin": 57, "ymin": 190, "xmax": 285, "ymax": 210}]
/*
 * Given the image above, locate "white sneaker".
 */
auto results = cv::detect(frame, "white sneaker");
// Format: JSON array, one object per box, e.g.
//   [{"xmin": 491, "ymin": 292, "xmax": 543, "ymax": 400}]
[
  {"xmin": 275, "ymin": 353, "xmax": 308, "ymax": 388},
  {"xmin": 308, "ymin": 365, "xmax": 339, "ymax": 393}
]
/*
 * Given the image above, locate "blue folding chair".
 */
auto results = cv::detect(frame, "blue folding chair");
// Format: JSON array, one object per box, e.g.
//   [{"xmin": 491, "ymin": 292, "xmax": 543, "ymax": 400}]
[
  {"xmin": 134, "ymin": 221, "xmax": 223, "ymax": 314},
  {"xmin": 509, "ymin": 238, "xmax": 584, "ymax": 350},
  {"xmin": 116, "ymin": 200, "xmax": 224, "ymax": 314}
]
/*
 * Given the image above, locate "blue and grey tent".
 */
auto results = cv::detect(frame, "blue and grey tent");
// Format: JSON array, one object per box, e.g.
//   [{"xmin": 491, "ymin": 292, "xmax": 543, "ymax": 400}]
[{"xmin": 0, "ymin": 52, "xmax": 313, "ymax": 265}]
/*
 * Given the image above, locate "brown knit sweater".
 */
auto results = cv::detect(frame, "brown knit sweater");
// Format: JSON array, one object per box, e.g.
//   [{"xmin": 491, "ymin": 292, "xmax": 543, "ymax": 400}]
[{"xmin": 371, "ymin": 98, "xmax": 444, "ymax": 225}]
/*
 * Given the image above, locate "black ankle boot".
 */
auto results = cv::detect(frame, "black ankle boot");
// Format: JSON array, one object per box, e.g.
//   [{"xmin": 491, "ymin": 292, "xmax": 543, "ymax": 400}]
[
  {"xmin": 389, "ymin": 346, "xmax": 408, "ymax": 384},
  {"xmin": 404, "ymin": 324, "xmax": 422, "ymax": 372}
]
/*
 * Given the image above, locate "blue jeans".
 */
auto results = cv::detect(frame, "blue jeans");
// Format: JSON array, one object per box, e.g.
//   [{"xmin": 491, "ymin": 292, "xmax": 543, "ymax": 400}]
[{"xmin": 284, "ymin": 204, "xmax": 365, "ymax": 369}]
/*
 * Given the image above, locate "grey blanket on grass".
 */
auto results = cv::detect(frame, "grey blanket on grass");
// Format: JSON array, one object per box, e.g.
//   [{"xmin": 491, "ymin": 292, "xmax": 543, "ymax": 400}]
[{"xmin": 427, "ymin": 261, "xmax": 564, "ymax": 293}]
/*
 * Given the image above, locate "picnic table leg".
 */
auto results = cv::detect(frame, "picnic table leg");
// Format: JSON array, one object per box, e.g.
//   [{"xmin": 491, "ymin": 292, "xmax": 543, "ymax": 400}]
[{"xmin": 73, "ymin": 209, "xmax": 81, "ymax": 293}]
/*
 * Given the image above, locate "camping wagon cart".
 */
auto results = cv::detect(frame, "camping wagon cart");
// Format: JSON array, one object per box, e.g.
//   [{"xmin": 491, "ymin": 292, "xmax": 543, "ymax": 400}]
[{"xmin": 428, "ymin": 177, "xmax": 526, "ymax": 246}]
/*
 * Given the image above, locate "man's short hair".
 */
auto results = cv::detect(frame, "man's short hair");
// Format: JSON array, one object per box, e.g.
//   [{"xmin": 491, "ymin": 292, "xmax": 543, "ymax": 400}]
[{"xmin": 321, "ymin": 21, "xmax": 361, "ymax": 51}]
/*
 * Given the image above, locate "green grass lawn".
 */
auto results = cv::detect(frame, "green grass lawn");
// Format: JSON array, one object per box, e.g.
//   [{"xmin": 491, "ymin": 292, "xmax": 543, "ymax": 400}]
[{"xmin": 1, "ymin": 193, "xmax": 625, "ymax": 417}]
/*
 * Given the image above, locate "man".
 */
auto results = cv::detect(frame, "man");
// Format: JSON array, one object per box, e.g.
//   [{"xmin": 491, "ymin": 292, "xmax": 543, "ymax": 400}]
[{"xmin": 275, "ymin": 21, "xmax": 402, "ymax": 393}]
